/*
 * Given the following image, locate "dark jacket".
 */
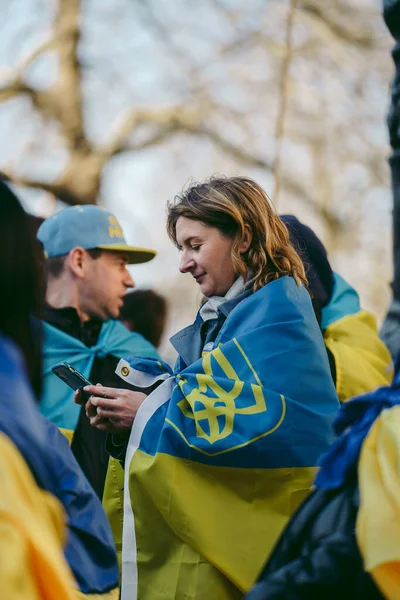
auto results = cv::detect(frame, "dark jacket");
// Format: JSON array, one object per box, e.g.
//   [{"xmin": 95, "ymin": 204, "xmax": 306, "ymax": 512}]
[
  {"xmin": 43, "ymin": 305, "xmax": 154, "ymax": 497},
  {"xmin": 380, "ymin": 0, "xmax": 400, "ymax": 358},
  {"xmin": 245, "ymin": 480, "xmax": 382, "ymax": 600},
  {"xmin": 245, "ymin": 370, "xmax": 400, "ymax": 600}
]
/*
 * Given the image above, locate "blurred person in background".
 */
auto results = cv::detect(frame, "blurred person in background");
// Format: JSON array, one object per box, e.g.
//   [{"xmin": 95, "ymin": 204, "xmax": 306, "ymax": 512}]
[
  {"xmin": 120, "ymin": 288, "xmax": 168, "ymax": 348},
  {"xmin": 37, "ymin": 205, "xmax": 160, "ymax": 571},
  {"xmin": 283, "ymin": 215, "xmax": 393, "ymax": 402},
  {"xmin": 78, "ymin": 176, "xmax": 340, "ymax": 600},
  {"xmin": 0, "ymin": 180, "xmax": 119, "ymax": 599}
]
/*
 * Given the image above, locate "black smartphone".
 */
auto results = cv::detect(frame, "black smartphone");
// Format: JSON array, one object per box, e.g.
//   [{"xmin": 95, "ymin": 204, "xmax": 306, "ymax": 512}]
[{"xmin": 52, "ymin": 361, "xmax": 93, "ymax": 402}]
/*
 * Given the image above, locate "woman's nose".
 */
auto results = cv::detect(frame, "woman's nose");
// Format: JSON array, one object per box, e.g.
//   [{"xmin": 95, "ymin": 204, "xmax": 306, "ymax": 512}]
[{"xmin": 179, "ymin": 252, "xmax": 195, "ymax": 273}]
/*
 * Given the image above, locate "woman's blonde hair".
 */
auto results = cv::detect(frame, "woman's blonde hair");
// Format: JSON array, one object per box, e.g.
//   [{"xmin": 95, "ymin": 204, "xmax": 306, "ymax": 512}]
[{"xmin": 166, "ymin": 175, "xmax": 307, "ymax": 291}]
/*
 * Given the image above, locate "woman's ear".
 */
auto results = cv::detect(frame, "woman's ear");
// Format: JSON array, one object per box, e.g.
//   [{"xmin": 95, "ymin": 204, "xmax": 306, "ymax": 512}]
[{"xmin": 239, "ymin": 224, "xmax": 253, "ymax": 254}]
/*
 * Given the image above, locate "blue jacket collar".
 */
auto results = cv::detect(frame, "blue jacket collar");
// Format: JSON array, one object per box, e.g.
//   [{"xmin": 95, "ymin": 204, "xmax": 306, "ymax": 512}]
[{"xmin": 170, "ymin": 287, "xmax": 253, "ymax": 368}]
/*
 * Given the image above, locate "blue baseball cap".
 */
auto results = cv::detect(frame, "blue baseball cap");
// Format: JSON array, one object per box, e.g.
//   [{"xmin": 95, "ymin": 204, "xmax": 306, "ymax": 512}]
[{"xmin": 37, "ymin": 205, "xmax": 156, "ymax": 264}]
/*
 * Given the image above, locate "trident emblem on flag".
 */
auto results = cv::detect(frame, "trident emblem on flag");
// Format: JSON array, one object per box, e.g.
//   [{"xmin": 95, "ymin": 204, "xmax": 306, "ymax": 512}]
[{"xmin": 175, "ymin": 339, "xmax": 284, "ymax": 448}]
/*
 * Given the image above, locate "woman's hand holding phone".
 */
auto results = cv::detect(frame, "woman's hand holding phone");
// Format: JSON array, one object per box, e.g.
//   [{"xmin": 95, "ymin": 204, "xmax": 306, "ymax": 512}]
[{"xmin": 75, "ymin": 384, "xmax": 147, "ymax": 434}]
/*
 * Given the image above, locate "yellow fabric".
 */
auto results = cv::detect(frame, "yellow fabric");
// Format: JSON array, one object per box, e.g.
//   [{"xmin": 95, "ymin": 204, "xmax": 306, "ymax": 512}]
[
  {"xmin": 130, "ymin": 449, "xmax": 315, "ymax": 598},
  {"xmin": 357, "ymin": 406, "xmax": 400, "ymax": 600},
  {"xmin": 59, "ymin": 427, "xmax": 74, "ymax": 445},
  {"xmin": 324, "ymin": 310, "xmax": 393, "ymax": 403},
  {"xmin": 102, "ymin": 457, "xmax": 125, "ymax": 575},
  {"xmin": 0, "ymin": 432, "xmax": 77, "ymax": 600}
]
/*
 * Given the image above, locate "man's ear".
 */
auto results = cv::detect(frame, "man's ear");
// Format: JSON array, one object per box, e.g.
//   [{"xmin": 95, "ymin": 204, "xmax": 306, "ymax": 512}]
[
  {"xmin": 68, "ymin": 247, "xmax": 87, "ymax": 278},
  {"xmin": 239, "ymin": 224, "xmax": 253, "ymax": 254}
]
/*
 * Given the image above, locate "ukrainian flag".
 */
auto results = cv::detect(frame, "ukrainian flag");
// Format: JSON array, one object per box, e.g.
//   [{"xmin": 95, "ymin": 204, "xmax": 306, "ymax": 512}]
[
  {"xmin": 0, "ymin": 334, "xmax": 119, "ymax": 599},
  {"xmin": 322, "ymin": 274, "xmax": 393, "ymax": 402},
  {"xmin": 121, "ymin": 276, "xmax": 339, "ymax": 599}
]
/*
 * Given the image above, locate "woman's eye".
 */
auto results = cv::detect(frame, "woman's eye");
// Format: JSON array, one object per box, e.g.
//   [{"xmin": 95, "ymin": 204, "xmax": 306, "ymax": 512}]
[{"xmin": 191, "ymin": 246, "xmax": 201, "ymax": 251}]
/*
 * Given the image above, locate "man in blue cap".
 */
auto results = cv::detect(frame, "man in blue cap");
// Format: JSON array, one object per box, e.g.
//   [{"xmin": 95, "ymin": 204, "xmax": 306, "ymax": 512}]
[{"xmin": 37, "ymin": 205, "xmax": 159, "ymax": 499}]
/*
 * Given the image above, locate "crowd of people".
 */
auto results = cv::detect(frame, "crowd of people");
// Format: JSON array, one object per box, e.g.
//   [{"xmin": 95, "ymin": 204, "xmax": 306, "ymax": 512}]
[{"xmin": 2, "ymin": 3, "xmax": 400, "ymax": 599}]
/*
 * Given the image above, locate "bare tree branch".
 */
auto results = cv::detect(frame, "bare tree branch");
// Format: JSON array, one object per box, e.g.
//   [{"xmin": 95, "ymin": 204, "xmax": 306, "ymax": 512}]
[
  {"xmin": 0, "ymin": 35, "xmax": 55, "ymax": 85},
  {"xmin": 272, "ymin": 0, "xmax": 298, "ymax": 208},
  {"xmin": 0, "ymin": 37, "xmax": 57, "ymax": 113},
  {"xmin": 0, "ymin": 169, "xmax": 85, "ymax": 205},
  {"xmin": 0, "ymin": 0, "xmax": 385, "ymax": 246},
  {"xmin": 300, "ymin": 1, "xmax": 375, "ymax": 49},
  {"xmin": 52, "ymin": 0, "xmax": 89, "ymax": 152},
  {"xmin": 105, "ymin": 104, "xmax": 210, "ymax": 157},
  {"xmin": 0, "ymin": 1, "xmax": 89, "ymax": 143},
  {"xmin": 194, "ymin": 126, "xmax": 342, "ymax": 228},
  {"xmin": 114, "ymin": 125, "xmax": 180, "ymax": 154}
]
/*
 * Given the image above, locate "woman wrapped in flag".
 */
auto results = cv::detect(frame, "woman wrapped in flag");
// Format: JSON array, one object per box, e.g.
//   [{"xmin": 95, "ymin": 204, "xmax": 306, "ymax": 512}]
[{"xmin": 80, "ymin": 176, "xmax": 340, "ymax": 599}]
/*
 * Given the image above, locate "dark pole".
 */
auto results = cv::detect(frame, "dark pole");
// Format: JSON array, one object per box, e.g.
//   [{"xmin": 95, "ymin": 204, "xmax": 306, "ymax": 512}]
[{"xmin": 380, "ymin": 0, "xmax": 400, "ymax": 359}]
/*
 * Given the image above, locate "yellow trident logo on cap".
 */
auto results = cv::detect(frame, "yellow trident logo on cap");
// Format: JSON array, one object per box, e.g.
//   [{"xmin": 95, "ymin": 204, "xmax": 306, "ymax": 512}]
[{"xmin": 108, "ymin": 216, "xmax": 123, "ymax": 239}]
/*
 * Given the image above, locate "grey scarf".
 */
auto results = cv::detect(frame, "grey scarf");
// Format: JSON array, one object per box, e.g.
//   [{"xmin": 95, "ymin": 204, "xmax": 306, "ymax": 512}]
[{"xmin": 199, "ymin": 277, "xmax": 247, "ymax": 322}]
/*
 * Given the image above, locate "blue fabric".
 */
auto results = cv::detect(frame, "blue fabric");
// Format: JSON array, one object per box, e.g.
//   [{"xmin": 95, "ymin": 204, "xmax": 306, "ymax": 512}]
[
  {"xmin": 321, "ymin": 273, "xmax": 361, "ymax": 330},
  {"xmin": 124, "ymin": 276, "xmax": 340, "ymax": 469},
  {"xmin": 40, "ymin": 319, "xmax": 159, "ymax": 430},
  {"xmin": 315, "ymin": 367, "xmax": 400, "ymax": 490},
  {"xmin": 0, "ymin": 334, "xmax": 119, "ymax": 594},
  {"xmin": 122, "ymin": 356, "xmax": 173, "ymax": 377}
]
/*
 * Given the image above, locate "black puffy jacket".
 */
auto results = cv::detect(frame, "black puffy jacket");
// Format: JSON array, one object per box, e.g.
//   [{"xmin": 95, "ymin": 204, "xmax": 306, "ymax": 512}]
[{"xmin": 245, "ymin": 478, "xmax": 383, "ymax": 600}]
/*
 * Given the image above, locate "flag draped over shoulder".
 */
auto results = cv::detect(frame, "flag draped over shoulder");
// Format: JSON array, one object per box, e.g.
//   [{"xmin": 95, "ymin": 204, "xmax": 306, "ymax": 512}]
[
  {"xmin": 0, "ymin": 334, "xmax": 119, "ymax": 598},
  {"xmin": 309, "ymin": 365, "xmax": 400, "ymax": 600},
  {"xmin": 357, "ymin": 406, "xmax": 400, "ymax": 600},
  {"xmin": 0, "ymin": 432, "xmax": 77, "ymax": 600},
  {"xmin": 322, "ymin": 273, "xmax": 393, "ymax": 402},
  {"xmin": 40, "ymin": 319, "xmax": 158, "ymax": 433},
  {"xmin": 121, "ymin": 276, "xmax": 340, "ymax": 600}
]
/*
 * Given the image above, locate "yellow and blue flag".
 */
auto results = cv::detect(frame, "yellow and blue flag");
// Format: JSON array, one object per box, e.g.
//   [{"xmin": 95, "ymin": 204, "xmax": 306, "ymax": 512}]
[
  {"xmin": 40, "ymin": 319, "xmax": 158, "ymax": 434},
  {"xmin": 0, "ymin": 334, "xmax": 120, "ymax": 598},
  {"xmin": 0, "ymin": 432, "xmax": 77, "ymax": 600},
  {"xmin": 121, "ymin": 276, "xmax": 340, "ymax": 599},
  {"xmin": 322, "ymin": 273, "xmax": 393, "ymax": 402},
  {"xmin": 312, "ymin": 364, "xmax": 400, "ymax": 599},
  {"xmin": 357, "ymin": 405, "xmax": 400, "ymax": 600}
]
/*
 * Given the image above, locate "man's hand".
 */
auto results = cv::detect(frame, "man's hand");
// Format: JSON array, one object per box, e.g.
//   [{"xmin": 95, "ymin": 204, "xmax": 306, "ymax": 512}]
[{"xmin": 74, "ymin": 384, "xmax": 147, "ymax": 434}]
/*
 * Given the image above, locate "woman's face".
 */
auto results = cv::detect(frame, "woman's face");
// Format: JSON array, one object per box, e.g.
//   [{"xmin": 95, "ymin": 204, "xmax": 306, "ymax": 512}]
[{"xmin": 175, "ymin": 217, "xmax": 237, "ymax": 297}]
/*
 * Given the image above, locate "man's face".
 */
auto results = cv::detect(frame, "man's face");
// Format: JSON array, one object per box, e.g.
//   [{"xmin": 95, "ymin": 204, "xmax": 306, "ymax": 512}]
[{"xmin": 80, "ymin": 251, "xmax": 134, "ymax": 321}]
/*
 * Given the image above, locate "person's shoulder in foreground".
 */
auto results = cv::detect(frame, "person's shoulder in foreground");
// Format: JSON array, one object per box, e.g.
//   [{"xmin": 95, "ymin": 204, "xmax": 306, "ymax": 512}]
[
  {"xmin": 0, "ymin": 430, "xmax": 77, "ymax": 600},
  {"xmin": 0, "ymin": 333, "xmax": 120, "ymax": 598},
  {"xmin": 245, "ymin": 367, "xmax": 400, "ymax": 600}
]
